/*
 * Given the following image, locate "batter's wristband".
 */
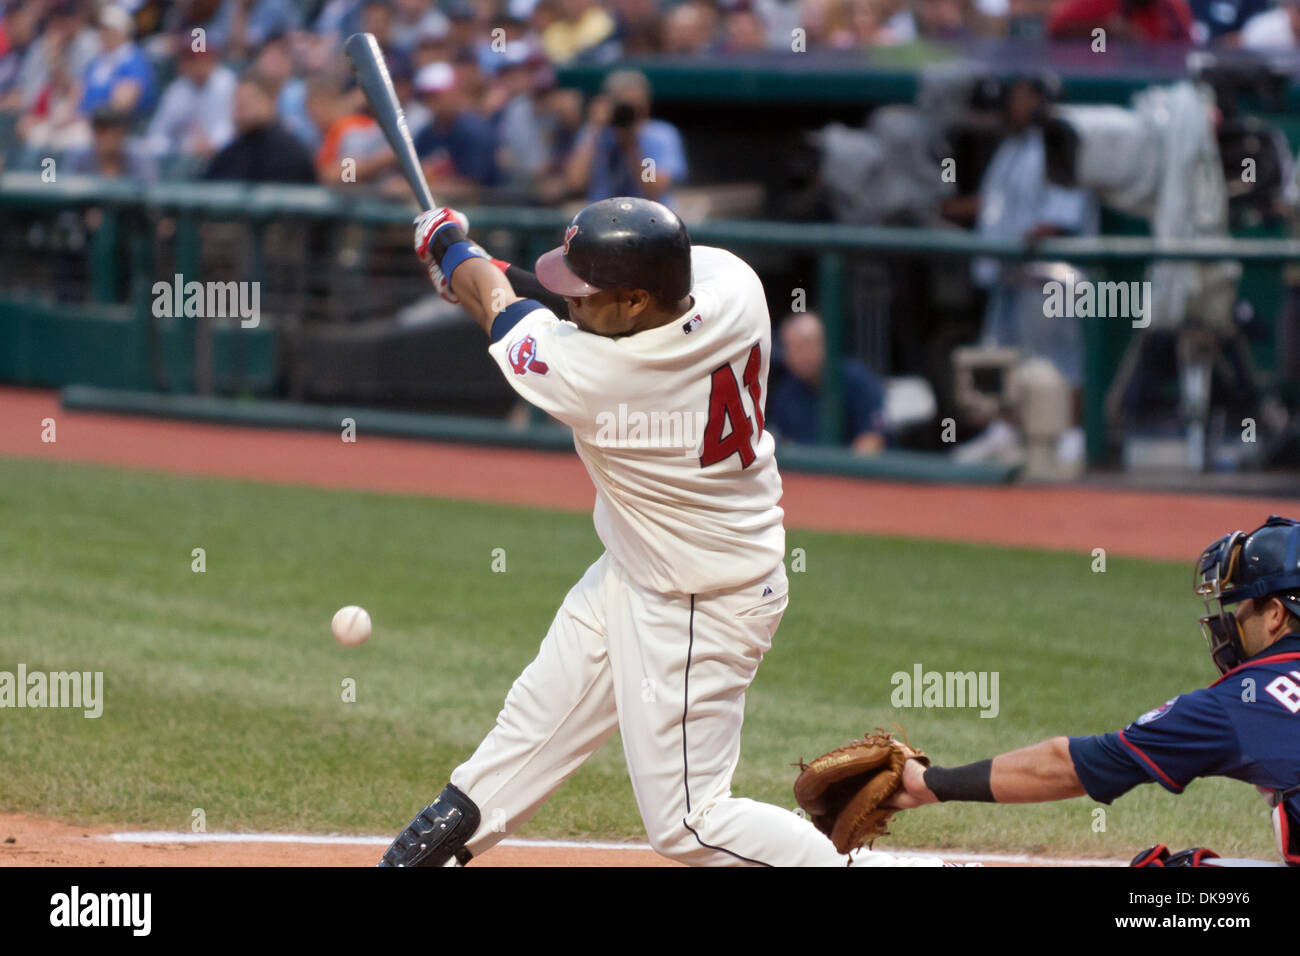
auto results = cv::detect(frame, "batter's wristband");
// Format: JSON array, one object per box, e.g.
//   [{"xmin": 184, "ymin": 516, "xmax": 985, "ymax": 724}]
[
  {"xmin": 439, "ymin": 240, "xmax": 488, "ymax": 282},
  {"xmin": 923, "ymin": 759, "xmax": 996, "ymax": 802},
  {"xmin": 427, "ymin": 222, "xmax": 468, "ymax": 264}
]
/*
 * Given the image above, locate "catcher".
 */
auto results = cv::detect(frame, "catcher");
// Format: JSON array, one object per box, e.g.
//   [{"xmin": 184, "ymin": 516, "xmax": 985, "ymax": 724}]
[{"xmin": 877, "ymin": 515, "xmax": 1300, "ymax": 867}]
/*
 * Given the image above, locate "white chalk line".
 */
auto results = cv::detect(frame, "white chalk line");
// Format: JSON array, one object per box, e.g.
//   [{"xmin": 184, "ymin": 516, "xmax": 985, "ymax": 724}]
[{"xmin": 104, "ymin": 830, "xmax": 1123, "ymax": 865}]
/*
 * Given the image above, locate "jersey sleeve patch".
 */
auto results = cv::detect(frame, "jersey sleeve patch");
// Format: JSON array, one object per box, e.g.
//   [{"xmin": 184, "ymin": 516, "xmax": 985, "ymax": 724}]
[
  {"xmin": 1117, "ymin": 688, "xmax": 1240, "ymax": 793},
  {"xmin": 486, "ymin": 307, "xmax": 587, "ymax": 428},
  {"xmin": 506, "ymin": 333, "xmax": 549, "ymax": 377},
  {"xmin": 1135, "ymin": 696, "xmax": 1179, "ymax": 726}
]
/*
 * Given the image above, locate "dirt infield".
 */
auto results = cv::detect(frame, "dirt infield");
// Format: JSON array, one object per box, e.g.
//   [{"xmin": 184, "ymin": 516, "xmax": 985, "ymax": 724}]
[
  {"xmin": 2, "ymin": 386, "xmax": 1296, "ymax": 561},
  {"xmin": 0, "ymin": 815, "xmax": 1105, "ymax": 867},
  {"xmin": 0, "ymin": 814, "xmax": 676, "ymax": 867}
]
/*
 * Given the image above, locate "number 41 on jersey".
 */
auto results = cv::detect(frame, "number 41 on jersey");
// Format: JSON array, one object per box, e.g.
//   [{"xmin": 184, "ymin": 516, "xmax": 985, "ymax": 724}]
[{"xmin": 700, "ymin": 343, "xmax": 764, "ymax": 469}]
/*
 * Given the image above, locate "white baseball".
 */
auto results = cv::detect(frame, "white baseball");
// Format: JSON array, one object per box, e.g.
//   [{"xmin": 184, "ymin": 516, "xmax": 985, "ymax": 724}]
[{"xmin": 331, "ymin": 605, "xmax": 371, "ymax": 647}]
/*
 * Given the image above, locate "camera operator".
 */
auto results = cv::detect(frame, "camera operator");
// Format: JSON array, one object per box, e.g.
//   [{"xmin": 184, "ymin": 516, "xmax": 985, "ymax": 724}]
[
  {"xmin": 944, "ymin": 75, "xmax": 1096, "ymax": 465},
  {"xmin": 564, "ymin": 69, "xmax": 688, "ymax": 210}
]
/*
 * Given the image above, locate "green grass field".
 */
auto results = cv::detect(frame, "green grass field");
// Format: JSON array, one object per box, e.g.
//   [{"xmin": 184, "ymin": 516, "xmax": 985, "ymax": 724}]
[{"xmin": 0, "ymin": 456, "xmax": 1276, "ymax": 858}]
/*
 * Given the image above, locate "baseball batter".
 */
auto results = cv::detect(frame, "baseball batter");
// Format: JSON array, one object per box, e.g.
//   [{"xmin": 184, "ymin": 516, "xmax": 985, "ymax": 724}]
[{"xmin": 377, "ymin": 197, "xmax": 942, "ymax": 867}]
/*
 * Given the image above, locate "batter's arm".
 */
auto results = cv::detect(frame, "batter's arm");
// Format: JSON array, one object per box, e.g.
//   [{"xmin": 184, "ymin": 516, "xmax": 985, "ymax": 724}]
[
  {"xmin": 447, "ymin": 257, "xmax": 521, "ymax": 336},
  {"xmin": 887, "ymin": 736, "xmax": 1086, "ymax": 808}
]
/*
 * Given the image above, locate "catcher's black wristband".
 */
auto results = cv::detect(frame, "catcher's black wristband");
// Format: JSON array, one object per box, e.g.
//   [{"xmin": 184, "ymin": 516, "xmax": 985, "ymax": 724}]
[{"xmin": 923, "ymin": 759, "xmax": 995, "ymax": 802}]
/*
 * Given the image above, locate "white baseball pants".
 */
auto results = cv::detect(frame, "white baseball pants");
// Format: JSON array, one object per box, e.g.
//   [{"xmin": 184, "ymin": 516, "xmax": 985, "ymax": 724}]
[{"xmin": 448, "ymin": 552, "xmax": 938, "ymax": 867}]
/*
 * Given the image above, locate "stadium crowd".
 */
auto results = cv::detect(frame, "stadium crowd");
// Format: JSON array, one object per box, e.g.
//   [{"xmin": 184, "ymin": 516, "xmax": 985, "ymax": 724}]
[
  {"xmin": 3, "ymin": 0, "xmax": 1299, "ymax": 202},
  {"xmin": 1, "ymin": 0, "xmax": 1294, "ymax": 469}
]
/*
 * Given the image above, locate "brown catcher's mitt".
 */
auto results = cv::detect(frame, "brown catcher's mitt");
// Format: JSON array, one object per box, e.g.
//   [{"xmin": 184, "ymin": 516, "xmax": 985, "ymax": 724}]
[{"xmin": 793, "ymin": 730, "xmax": 928, "ymax": 854}]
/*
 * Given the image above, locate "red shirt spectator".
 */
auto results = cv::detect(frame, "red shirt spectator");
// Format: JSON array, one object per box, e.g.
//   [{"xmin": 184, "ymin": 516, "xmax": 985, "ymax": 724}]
[{"xmin": 1047, "ymin": 0, "xmax": 1194, "ymax": 42}]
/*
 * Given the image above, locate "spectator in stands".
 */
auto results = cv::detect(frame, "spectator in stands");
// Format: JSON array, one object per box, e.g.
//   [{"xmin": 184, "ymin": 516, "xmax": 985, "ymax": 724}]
[
  {"xmin": 65, "ymin": 106, "xmax": 156, "ymax": 179},
  {"xmin": 536, "ymin": 0, "xmax": 620, "ymax": 63},
  {"xmin": 795, "ymin": 0, "xmax": 850, "ymax": 48},
  {"xmin": 0, "ymin": 2, "xmax": 40, "ymax": 106},
  {"xmin": 14, "ymin": 55, "xmax": 91, "ymax": 163},
  {"xmin": 444, "ymin": 0, "xmax": 484, "ymax": 54},
  {"xmin": 145, "ymin": 39, "xmax": 236, "ymax": 177},
  {"xmin": 914, "ymin": 0, "xmax": 975, "ymax": 40},
  {"xmin": 359, "ymin": 0, "xmax": 412, "ymax": 80},
  {"xmin": 1047, "ymin": 0, "xmax": 1194, "ymax": 42},
  {"xmin": 392, "ymin": 0, "xmax": 449, "ymax": 54},
  {"xmin": 411, "ymin": 25, "xmax": 453, "ymax": 73},
  {"xmin": 251, "ymin": 31, "xmax": 317, "ymax": 151},
  {"xmin": 873, "ymin": 0, "xmax": 924, "ymax": 44},
  {"xmin": 205, "ymin": 68, "xmax": 316, "ymax": 183},
  {"xmin": 78, "ymin": 4, "xmax": 155, "ymax": 118},
  {"xmin": 533, "ymin": 82, "xmax": 586, "ymax": 203},
  {"xmin": 413, "ymin": 61, "xmax": 499, "ymax": 198},
  {"xmin": 489, "ymin": 45, "xmax": 550, "ymax": 194},
  {"xmin": 451, "ymin": 45, "xmax": 488, "ymax": 109},
  {"xmin": 801, "ymin": 0, "xmax": 912, "ymax": 46},
  {"xmin": 475, "ymin": 13, "xmax": 538, "ymax": 75},
  {"xmin": 662, "ymin": 1, "xmax": 717, "ymax": 53},
  {"xmin": 798, "ymin": 0, "xmax": 918, "ymax": 48},
  {"xmin": 2, "ymin": 1, "xmax": 98, "ymax": 117},
  {"xmin": 10, "ymin": 3, "xmax": 97, "ymax": 164},
  {"xmin": 565, "ymin": 69, "xmax": 687, "ymax": 209},
  {"xmin": 199, "ymin": 0, "xmax": 302, "ymax": 60},
  {"xmin": 768, "ymin": 311, "xmax": 889, "ymax": 454},
  {"xmin": 312, "ymin": 0, "xmax": 366, "ymax": 41},
  {"xmin": 1186, "ymin": 0, "xmax": 1267, "ymax": 42},
  {"xmin": 1004, "ymin": 0, "xmax": 1056, "ymax": 37},
  {"xmin": 722, "ymin": 3, "xmax": 773, "ymax": 51},
  {"xmin": 612, "ymin": 0, "xmax": 664, "ymax": 55},
  {"xmin": 307, "ymin": 72, "xmax": 396, "ymax": 189},
  {"xmin": 1237, "ymin": 0, "xmax": 1300, "ymax": 48}
]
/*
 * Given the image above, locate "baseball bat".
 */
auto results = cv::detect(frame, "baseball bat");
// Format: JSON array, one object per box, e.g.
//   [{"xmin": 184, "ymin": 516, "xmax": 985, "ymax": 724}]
[{"xmin": 344, "ymin": 32, "xmax": 436, "ymax": 211}]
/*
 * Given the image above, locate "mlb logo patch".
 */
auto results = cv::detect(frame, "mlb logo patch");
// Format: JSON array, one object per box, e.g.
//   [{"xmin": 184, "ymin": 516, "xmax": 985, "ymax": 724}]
[
  {"xmin": 682, "ymin": 314, "xmax": 703, "ymax": 335},
  {"xmin": 1135, "ymin": 696, "xmax": 1178, "ymax": 726},
  {"xmin": 508, "ymin": 335, "xmax": 550, "ymax": 376}
]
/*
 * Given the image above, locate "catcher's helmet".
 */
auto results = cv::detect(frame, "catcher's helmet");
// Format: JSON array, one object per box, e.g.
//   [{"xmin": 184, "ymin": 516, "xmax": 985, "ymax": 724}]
[
  {"xmin": 534, "ymin": 197, "xmax": 691, "ymax": 302},
  {"xmin": 1194, "ymin": 515, "xmax": 1300, "ymax": 674}
]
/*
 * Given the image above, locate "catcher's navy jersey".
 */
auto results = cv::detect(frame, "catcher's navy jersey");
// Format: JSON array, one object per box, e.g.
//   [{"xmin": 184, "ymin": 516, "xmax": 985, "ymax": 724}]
[{"xmin": 1068, "ymin": 634, "xmax": 1300, "ymax": 864}]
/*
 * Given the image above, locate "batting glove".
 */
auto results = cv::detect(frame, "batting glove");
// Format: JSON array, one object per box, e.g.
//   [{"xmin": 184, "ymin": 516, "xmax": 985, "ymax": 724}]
[{"xmin": 414, "ymin": 207, "xmax": 470, "ymax": 304}]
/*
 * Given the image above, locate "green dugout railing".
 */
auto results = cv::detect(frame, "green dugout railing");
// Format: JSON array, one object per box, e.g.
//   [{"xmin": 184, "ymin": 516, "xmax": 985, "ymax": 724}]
[{"xmin": 2, "ymin": 172, "xmax": 1298, "ymax": 467}]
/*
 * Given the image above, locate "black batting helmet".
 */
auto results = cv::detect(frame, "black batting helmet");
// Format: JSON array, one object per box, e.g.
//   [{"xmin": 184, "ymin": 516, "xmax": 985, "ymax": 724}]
[
  {"xmin": 1195, "ymin": 515, "xmax": 1300, "ymax": 674},
  {"xmin": 535, "ymin": 197, "xmax": 691, "ymax": 302}
]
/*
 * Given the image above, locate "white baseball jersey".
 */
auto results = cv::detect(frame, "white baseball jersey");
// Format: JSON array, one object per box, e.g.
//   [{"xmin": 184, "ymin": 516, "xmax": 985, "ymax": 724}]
[{"xmin": 487, "ymin": 245, "xmax": 785, "ymax": 596}]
